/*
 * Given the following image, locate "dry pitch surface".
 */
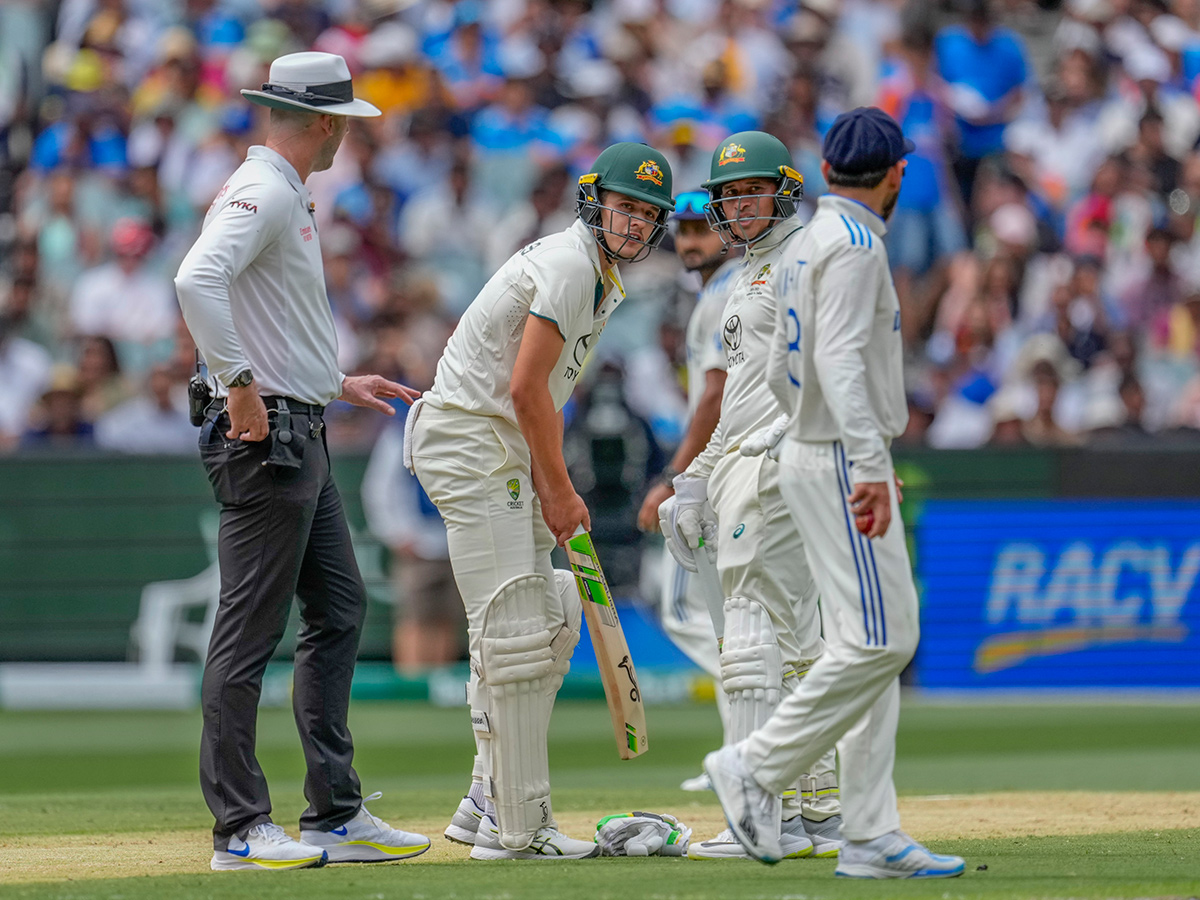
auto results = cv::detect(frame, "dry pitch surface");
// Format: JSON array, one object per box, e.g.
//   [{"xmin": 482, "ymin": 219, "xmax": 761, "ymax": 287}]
[{"xmin": 3, "ymin": 791, "xmax": 1198, "ymax": 884}]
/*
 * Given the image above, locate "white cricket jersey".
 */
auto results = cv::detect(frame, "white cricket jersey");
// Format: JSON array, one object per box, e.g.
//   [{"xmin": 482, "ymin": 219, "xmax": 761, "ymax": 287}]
[
  {"xmin": 175, "ymin": 145, "xmax": 343, "ymax": 405},
  {"xmin": 768, "ymin": 194, "xmax": 908, "ymax": 483},
  {"xmin": 686, "ymin": 220, "xmax": 803, "ymax": 481},
  {"xmin": 425, "ymin": 218, "xmax": 625, "ymax": 425},
  {"xmin": 684, "ymin": 258, "xmax": 738, "ymax": 415}
]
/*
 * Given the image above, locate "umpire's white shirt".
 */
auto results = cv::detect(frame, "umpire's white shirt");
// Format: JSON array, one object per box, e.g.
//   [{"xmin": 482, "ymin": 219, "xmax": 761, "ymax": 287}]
[
  {"xmin": 686, "ymin": 220, "xmax": 801, "ymax": 480},
  {"xmin": 175, "ymin": 145, "xmax": 343, "ymax": 405},
  {"xmin": 426, "ymin": 219, "xmax": 624, "ymax": 425},
  {"xmin": 768, "ymin": 194, "xmax": 908, "ymax": 482}
]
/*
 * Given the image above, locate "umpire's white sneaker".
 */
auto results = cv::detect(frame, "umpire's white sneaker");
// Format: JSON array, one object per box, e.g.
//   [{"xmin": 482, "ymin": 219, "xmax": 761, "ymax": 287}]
[
  {"xmin": 802, "ymin": 814, "xmax": 844, "ymax": 858},
  {"xmin": 210, "ymin": 822, "xmax": 328, "ymax": 871},
  {"xmin": 703, "ymin": 745, "xmax": 783, "ymax": 864},
  {"xmin": 469, "ymin": 814, "xmax": 600, "ymax": 860},
  {"xmin": 300, "ymin": 792, "xmax": 431, "ymax": 863},
  {"xmin": 444, "ymin": 791, "xmax": 486, "ymax": 845},
  {"xmin": 835, "ymin": 830, "xmax": 964, "ymax": 879},
  {"xmin": 687, "ymin": 818, "xmax": 813, "ymax": 860}
]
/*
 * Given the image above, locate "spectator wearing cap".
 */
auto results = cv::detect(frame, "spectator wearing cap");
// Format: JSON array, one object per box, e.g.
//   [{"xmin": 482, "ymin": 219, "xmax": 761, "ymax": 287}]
[
  {"xmin": 935, "ymin": 0, "xmax": 1032, "ymax": 209},
  {"xmin": 68, "ymin": 217, "xmax": 177, "ymax": 374},
  {"xmin": 20, "ymin": 364, "xmax": 95, "ymax": 449}
]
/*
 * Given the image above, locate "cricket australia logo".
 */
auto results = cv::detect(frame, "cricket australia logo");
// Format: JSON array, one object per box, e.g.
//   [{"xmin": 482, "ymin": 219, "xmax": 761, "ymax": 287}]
[
  {"xmin": 751, "ymin": 263, "xmax": 771, "ymax": 286},
  {"xmin": 717, "ymin": 142, "xmax": 746, "ymax": 166},
  {"xmin": 635, "ymin": 160, "xmax": 664, "ymax": 186},
  {"xmin": 618, "ymin": 654, "xmax": 641, "ymax": 702},
  {"xmin": 506, "ymin": 478, "xmax": 523, "ymax": 510}
]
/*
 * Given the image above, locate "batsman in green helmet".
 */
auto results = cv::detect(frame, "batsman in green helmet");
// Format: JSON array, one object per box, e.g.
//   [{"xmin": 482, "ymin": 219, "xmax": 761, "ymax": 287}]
[
  {"xmin": 702, "ymin": 130, "xmax": 804, "ymax": 246},
  {"xmin": 659, "ymin": 132, "xmax": 845, "ymax": 860},
  {"xmin": 406, "ymin": 143, "xmax": 673, "ymax": 861}
]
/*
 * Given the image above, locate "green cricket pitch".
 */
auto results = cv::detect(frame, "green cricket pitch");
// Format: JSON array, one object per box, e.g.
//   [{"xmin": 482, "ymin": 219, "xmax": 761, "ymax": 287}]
[{"xmin": 1, "ymin": 700, "xmax": 1198, "ymax": 899}]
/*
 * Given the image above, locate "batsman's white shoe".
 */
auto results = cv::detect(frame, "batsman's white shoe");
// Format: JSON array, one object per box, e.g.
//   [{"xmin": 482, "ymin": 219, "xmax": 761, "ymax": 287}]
[
  {"xmin": 444, "ymin": 792, "xmax": 486, "ymax": 845},
  {"xmin": 835, "ymin": 831, "xmax": 964, "ymax": 879},
  {"xmin": 680, "ymin": 772, "xmax": 712, "ymax": 792},
  {"xmin": 300, "ymin": 792, "xmax": 431, "ymax": 863},
  {"xmin": 703, "ymin": 745, "xmax": 783, "ymax": 865},
  {"xmin": 469, "ymin": 814, "xmax": 600, "ymax": 860},
  {"xmin": 687, "ymin": 819, "xmax": 813, "ymax": 860},
  {"xmin": 801, "ymin": 814, "xmax": 843, "ymax": 858},
  {"xmin": 210, "ymin": 822, "xmax": 328, "ymax": 871}
]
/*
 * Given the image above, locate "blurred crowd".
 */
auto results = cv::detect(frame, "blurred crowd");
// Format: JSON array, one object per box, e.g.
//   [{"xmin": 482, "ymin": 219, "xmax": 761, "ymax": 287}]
[{"xmin": 3, "ymin": 0, "xmax": 1200, "ymax": 457}]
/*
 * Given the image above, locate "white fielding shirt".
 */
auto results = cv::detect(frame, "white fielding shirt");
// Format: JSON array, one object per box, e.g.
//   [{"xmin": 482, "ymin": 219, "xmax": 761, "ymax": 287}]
[
  {"xmin": 767, "ymin": 194, "xmax": 908, "ymax": 483},
  {"xmin": 425, "ymin": 219, "xmax": 625, "ymax": 424},
  {"xmin": 684, "ymin": 258, "xmax": 737, "ymax": 414},
  {"xmin": 174, "ymin": 145, "xmax": 344, "ymax": 405},
  {"xmin": 686, "ymin": 221, "xmax": 802, "ymax": 481}
]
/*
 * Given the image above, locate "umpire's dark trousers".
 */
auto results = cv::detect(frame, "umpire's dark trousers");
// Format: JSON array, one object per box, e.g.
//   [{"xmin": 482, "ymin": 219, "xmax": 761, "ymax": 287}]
[{"xmin": 198, "ymin": 405, "xmax": 364, "ymax": 850}]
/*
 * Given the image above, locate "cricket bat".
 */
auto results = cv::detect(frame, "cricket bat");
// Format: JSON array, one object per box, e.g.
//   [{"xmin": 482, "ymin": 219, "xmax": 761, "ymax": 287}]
[
  {"xmin": 691, "ymin": 540, "xmax": 725, "ymax": 649},
  {"xmin": 565, "ymin": 527, "xmax": 648, "ymax": 760}
]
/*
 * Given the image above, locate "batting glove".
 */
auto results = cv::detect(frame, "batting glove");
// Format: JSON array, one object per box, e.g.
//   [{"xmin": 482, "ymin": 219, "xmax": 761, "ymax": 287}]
[
  {"xmin": 595, "ymin": 812, "xmax": 692, "ymax": 857},
  {"xmin": 658, "ymin": 475, "xmax": 716, "ymax": 573},
  {"xmin": 739, "ymin": 413, "xmax": 789, "ymax": 460}
]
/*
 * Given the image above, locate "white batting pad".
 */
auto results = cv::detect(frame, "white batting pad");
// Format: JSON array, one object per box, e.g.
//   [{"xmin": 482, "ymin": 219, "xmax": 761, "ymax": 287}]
[
  {"xmin": 478, "ymin": 573, "xmax": 558, "ymax": 849},
  {"xmin": 720, "ymin": 596, "xmax": 784, "ymax": 743}
]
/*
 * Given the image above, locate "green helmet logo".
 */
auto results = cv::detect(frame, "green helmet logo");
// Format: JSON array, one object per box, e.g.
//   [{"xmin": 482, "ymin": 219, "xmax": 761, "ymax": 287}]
[
  {"xmin": 634, "ymin": 158, "xmax": 665, "ymax": 186},
  {"xmin": 702, "ymin": 130, "xmax": 803, "ymax": 247},
  {"xmin": 577, "ymin": 142, "xmax": 675, "ymax": 263},
  {"xmin": 717, "ymin": 141, "xmax": 747, "ymax": 167}
]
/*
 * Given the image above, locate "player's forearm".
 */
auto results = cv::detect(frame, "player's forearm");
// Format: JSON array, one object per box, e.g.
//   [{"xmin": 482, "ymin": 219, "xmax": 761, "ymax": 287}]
[
  {"xmin": 669, "ymin": 372, "xmax": 724, "ymax": 473},
  {"xmin": 513, "ymin": 384, "xmax": 573, "ymax": 499}
]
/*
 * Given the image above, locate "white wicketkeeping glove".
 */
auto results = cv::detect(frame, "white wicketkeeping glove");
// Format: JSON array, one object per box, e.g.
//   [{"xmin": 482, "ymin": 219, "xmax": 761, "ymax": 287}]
[
  {"xmin": 595, "ymin": 812, "xmax": 692, "ymax": 857},
  {"xmin": 739, "ymin": 413, "xmax": 789, "ymax": 460},
  {"xmin": 658, "ymin": 474, "xmax": 717, "ymax": 573}
]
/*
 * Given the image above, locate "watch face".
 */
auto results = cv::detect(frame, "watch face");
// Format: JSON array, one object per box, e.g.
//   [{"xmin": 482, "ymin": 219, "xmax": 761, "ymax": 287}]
[{"xmin": 231, "ymin": 370, "xmax": 253, "ymax": 387}]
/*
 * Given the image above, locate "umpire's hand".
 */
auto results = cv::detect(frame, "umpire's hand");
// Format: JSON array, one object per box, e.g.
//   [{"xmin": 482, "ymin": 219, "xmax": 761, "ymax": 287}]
[
  {"xmin": 339, "ymin": 374, "xmax": 421, "ymax": 414},
  {"xmin": 227, "ymin": 383, "xmax": 269, "ymax": 441}
]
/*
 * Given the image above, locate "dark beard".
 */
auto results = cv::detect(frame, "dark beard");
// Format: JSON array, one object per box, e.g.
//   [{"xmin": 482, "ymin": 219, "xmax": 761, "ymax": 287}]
[{"xmin": 881, "ymin": 188, "xmax": 900, "ymax": 221}]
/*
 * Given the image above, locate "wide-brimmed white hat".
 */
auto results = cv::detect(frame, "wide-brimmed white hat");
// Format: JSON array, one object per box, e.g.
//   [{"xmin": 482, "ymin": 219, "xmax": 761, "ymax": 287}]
[{"xmin": 241, "ymin": 51, "xmax": 380, "ymax": 117}]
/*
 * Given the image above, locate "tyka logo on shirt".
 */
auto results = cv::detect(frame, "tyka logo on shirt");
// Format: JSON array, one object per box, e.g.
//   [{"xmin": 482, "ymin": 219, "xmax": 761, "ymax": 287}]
[
  {"xmin": 228, "ymin": 200, "xmax": 258, "ymax": 214},
  {"xmin": 506, "ymin": 478, "xmax": 523, "ymax": 509}
]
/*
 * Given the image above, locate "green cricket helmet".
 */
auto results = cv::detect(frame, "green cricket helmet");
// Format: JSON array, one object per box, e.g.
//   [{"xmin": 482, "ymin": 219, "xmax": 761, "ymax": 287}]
[
  {"xmin": 702, "ymin": 131, "xmax": 803, "ymax": 246},
  {"xmin": 577, "ymin": 142, "xmax": 675, "ymax": 263}
]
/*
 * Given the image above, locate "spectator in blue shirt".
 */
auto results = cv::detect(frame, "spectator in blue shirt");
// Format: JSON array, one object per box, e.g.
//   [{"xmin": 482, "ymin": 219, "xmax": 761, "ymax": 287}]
[{"xmin": 935, "ymin": 0, "xmax": 1030, "ymax": 209}]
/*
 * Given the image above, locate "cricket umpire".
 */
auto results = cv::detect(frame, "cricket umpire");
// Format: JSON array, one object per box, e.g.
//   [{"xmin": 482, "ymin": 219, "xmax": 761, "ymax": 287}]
[{"xmin": 175, "ymin": 52, "xmax": 428, "ymax": 872}]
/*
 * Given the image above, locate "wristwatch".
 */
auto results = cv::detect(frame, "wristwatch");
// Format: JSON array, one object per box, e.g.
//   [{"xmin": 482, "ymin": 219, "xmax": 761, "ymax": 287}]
[{"xmin": 225, "ymin": 368, "xmax": 254, "ymax": 389}]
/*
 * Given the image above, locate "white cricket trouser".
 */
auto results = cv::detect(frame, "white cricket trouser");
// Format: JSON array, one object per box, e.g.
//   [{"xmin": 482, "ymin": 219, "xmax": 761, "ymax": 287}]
[
  {"xmin": 742, "ymin": 440, "xmax": 919, "ymax": 842},
  {"xmin": 409, "ymin": 404, "xmax": 560, "ymax": 660},
  {"xmin": 709, "ymin": 451, "xmax": 839, "ymax": 818},
  {"xmin": 708, "ymin": 451, "xmax": 823, "ymax": 668}
]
